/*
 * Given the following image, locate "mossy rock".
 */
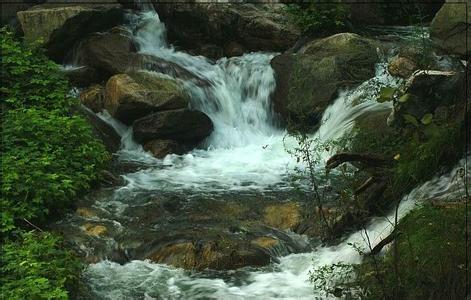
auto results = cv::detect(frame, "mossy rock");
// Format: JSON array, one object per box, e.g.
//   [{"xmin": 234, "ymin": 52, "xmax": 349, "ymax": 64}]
[
  {"xmin": 271, "ymin": 33, "xmax": 379, "ymax": 131},
  {"xmin": 104, "ymin": 71, "xmax": 188, "ymax": 124}
]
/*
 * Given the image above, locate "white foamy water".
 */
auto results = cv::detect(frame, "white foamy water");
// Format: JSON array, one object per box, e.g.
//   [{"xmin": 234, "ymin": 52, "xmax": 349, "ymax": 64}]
[
  {"xmin": 85, "ymin": 157, "xmax": 469, "ymax": 299},
  {"xmin": 95, "ymin": 10, "xmax": 400, "ymax": 193},
  {"xmin": 82, "ymin": 9, "xmax": 468, "ymax": 300}
]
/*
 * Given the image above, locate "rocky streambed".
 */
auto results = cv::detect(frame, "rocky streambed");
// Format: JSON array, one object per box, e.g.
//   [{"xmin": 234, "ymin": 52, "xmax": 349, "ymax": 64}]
[{"xmin": 5, "ymin": 1, "xmax": 469, "ymax": 298}]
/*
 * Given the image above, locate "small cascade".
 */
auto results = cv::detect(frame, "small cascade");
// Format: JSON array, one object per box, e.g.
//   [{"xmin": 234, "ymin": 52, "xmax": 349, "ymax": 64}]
[
  {"xmin": 95, "ymin": 10, "xmax": 401, "ymax": 193},
  {"xmin": 84, "ymin": 157, "xmax": 469, "ymax": 299}
]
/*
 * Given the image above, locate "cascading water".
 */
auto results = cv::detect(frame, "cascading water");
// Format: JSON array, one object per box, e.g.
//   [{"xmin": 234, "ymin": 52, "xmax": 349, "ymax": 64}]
[
  {"xmin": 96, "ymin": 10, "xmax": 399, "ymax": 193},
  {"xmin": 85, "ymin": 157, "xmax": 469, "ymax": 299},
  {"xmin": 80, "ymin": 9, "xmax": 441, "ymax": 300}
]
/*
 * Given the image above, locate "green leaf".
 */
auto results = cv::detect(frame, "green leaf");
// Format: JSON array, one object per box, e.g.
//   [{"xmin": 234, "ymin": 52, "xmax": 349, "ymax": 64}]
[
  {"xmin": 421, "ymin": 113, "xmax": 433, "ymax": 125},
  {"xmin": 403, "ymin": 114, "xmax": 419, "ymax": 127},
  {"xmin": 377, "ymin": 87, "xmax": 396, "ymax": 103},
  {"xmin": 398, "ymin": 93, "xmax": 411, "ymax": 103}
]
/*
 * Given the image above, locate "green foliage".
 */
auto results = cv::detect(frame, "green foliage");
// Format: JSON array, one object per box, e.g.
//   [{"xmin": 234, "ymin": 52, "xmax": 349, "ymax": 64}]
[
  {"xmin": 1, "ymin": 231, "xmax": 83, "ymax": 300},
  {"xmin": 393, "ymin": 121, "xmax": 463, "ymax": 193},
  {"xmin": 1, "ymin": 27, "xmax": 108, "ymax": 300},
  {"xmin": 1, "ymin": 109, "xmax": 109, "ymax": 232},
  {"xmin": 285, "ymin": 1, "xmax": 349, "ymax": 33},
  {"xmin": 1, "ymin": 28, "xmax": 73, "ymax": 112},
  {"xmin": 310, "ymin": 204, "xmax": 468, "ymax": 299}
]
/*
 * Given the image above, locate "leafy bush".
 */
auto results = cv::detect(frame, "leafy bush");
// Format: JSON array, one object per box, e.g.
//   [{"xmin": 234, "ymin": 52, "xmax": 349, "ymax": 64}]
[
  {"xmin": 0, "ymin": 231, "xmax": 83, "ymax": 300},
  {"xmin": 1, "ymin": 28, "xmax": 73, "ymax": 112},
  {"xmin": 1, "ymin": 28, "xmax": 109, "ymax": 233},
  {"xmin": 310, "ymin": 204, "xmax": 468, "ymax": 299},
  {"xmin": 1, "ymin": 27, "xmax": 108, "ymax": 299},
  {"xmin": 285, "ymin": 1, "xmax": 349, "ymax": 33},
  {"xmin": 1, "ymin": 108, "xmax": 109, "ymax": 232}
]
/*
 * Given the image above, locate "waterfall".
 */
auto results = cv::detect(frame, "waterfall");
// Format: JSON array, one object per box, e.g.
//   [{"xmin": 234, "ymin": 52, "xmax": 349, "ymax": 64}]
[
  {"xmin": 96, "ymin": 10, "xmax": 399, "ymax": 193},
  {"xmin": 84, "ymin": 157, "xmax": 469, "ymax": 299},
  {"xmin": 75, "ymin": 8, "xmax": 466, "ymax": 300}
]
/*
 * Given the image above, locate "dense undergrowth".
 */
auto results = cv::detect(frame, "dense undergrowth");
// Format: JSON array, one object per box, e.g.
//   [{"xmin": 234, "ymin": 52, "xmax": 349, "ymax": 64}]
[
  {"xmin": 307, "ymin": 71, "xmax": 467, "ymax": 298},
  {"xmin": 311, "ymin": 204, "xmax": 469, "ymax": 299},
  {"xmin": 1, "ymin": 28, "xmax": 109, "ymax": 298}
]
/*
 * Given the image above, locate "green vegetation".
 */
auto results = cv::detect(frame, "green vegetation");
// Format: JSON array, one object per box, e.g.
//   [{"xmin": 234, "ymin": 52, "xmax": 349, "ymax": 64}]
[
  {"xmin": 1, "ymin": 28, "xmax": 109, "ymax": 298},
  {"xmin": 311, "ymin": 204, "xmax": 469, "ymax": 299},
  {"xmin": 285, "ymin": 1, "xmax": 349, "ymax": 34},
  {"xmin": 1, "ymin": 231, "xmax": 83, "ymax": 300}
]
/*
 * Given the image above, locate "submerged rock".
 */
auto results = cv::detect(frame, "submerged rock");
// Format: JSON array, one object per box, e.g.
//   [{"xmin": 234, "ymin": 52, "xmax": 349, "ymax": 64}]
[
  {"xmin": 271, "ymin": 33, "xmax": 378, "ymax": 130},
  {"xmin": 430, "ymin": 0, "xmax": 471, "ymax": 57},
  {"xmin": 263, "ymin": 202, "xmax": 301, "ymax": 231},
  {"xmin": 104, "ymin": 71, "xmax": 188, "ymax": 124},
  {"xmin": 132, "ymin": 109, "xmax": 213, "ymax": 146},
  {"xmin": 143, "ymin": 139, "xmax": 184, "ymax": 159},
  {"xmin": 17, "ymin": 3, "xmax": 123, "ymax": 60}
]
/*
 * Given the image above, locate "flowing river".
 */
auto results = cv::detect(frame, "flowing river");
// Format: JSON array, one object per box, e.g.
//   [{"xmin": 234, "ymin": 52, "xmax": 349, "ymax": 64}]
[{"xmin": 62, "ymin": 9, "xmax": 468, "ymax": 299}]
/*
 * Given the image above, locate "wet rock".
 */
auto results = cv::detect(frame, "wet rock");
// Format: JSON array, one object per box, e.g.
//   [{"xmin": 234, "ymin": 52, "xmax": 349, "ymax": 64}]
[
  {"xmin": 74, "ymin": 105, "xmax": 121, "ymax": 153},
  {"xmin": 145, "ymin": 240, "xmax": 271, "ymax": 270},
  {"xmin": 251, "ymin": 236, "xmax": 279, "ymax": 249},
  {"xmin": 132, "ymin": 109, "xmax": 213, "ymax": 146},
  {"xmin": 104, "ymin": 71, "xmax": 188, "ymax": 124},
  {"xmin": 388, "ymin": 56, "xmax": 418, "ymax": 78},
  {"xmin": 263, "ymin": 202, "xmax": 301, "ymax": 230},
  {"xmin": 430, "ymin": 0, "xmax": 471, "ymax": 57},
  {"xmin": 76, "ymin": 207, "xmax": 97, "ymax": 218},
  {"xmin": 143, "ymin": 139, "xmax": 184, "ymax": 159},
  {"xmin": 224, "ymin": 41, "xmax": 245, "ymax": 57},
  {"xmin": 16, "ymin": 3, "xmax": 123, "ymax": 60},
  {"xmin": 154, "ymin": 3, "xmax": 300, "ymax": 54},
  {"xmin": 62, "ymin": 66, "xmax": 102, "ymax": 88},
  {"xmin": 100, "ymin": 170, "xmax": 126, "ymax": 187},
  {"xmin": 75, "ymin": 26, "xmax": 136, "ymax": 76},
  {"xmin": 194, "ymin": 44, "xmax": 224, "ymax": 60},
  {"xmin": 79, "ymin": 84, "xmax": 105, "ymax": 113},
  {"xmin": 83, "ymin": 223, "xmax": 107, "ymax": 236},
  {"xmin": 271, "ymin": 33, "xmax": 378, "ymax": 130}
]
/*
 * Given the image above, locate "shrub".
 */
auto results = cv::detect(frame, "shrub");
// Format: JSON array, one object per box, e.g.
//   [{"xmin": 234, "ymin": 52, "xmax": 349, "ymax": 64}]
[
  {"xmin": 1, "ymin": 108, "xmax": 109, "ymax": 232},
  {"xmin": 0, "ymin": 28, "xmax": 73, "ymax": 112},
  {"xmin": 310, "ymin": 204, "xmax": 468, "ymax": 299},
  {"xmin": 285, "ymin": 1, "xmax": 349, "ymax": 34},
  {"xmin": 0, "ymin": 231, "xmax": 83, "ymax": 300}
]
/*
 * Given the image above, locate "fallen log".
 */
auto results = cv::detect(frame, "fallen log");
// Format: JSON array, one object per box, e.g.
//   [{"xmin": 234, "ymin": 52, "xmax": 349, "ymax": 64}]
[{"xmin": 326, "ymin": 152, "xmax": 390, "ymax": 170}]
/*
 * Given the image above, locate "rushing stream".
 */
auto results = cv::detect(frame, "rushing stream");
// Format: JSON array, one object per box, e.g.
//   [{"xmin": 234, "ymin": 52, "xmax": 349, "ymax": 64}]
[{"xmin": 67, "ymin": 9, "xmax": 468, "ymax": 300}]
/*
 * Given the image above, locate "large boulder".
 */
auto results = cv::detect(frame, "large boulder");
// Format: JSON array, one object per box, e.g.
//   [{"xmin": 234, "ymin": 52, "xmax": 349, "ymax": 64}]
[
  {"xmin": 16, "ymin": 3, "xmax": 123, "ymax": 60},
  {"xmin": 75, "ymin": 26, "xmax": 136, "ymax": 76},
  {"xmin": 271, "ymin": 33, "xmax": 379, "ymax": 130},
  {"xmin": 104, "ymin": 71, "xmax": 189, "ymax": 124},
  {"xmin": 154, "ymin": 3, "xmax": 300, "ymax": 57},
  {"xmin": 132, "ymin": 109, "xmax": 213, "ymax": 146},
  {"xmin": 75, "ymin": 29, "xmax": 209, "ymax": 86},
  {"xmin": 430, "ymin": 0, "xmax": 471, "ymax": 57}
]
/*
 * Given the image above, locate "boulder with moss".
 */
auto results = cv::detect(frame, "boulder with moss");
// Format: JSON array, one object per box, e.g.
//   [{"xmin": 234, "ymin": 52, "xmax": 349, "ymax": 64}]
[
  {"xmin": 104, "ymin": 71, "xmax": 189, "ymax": 124},
  {"xmin": 271, "ymin": 33, "xmax": 379, "ymax": 130},
  {"xmin": 17, "ymin": 3, "xmax": 123, "ymax": 60},
  {"xmin": 430, "ymin": 0, "xmax": 471, "ymax": 57}
]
